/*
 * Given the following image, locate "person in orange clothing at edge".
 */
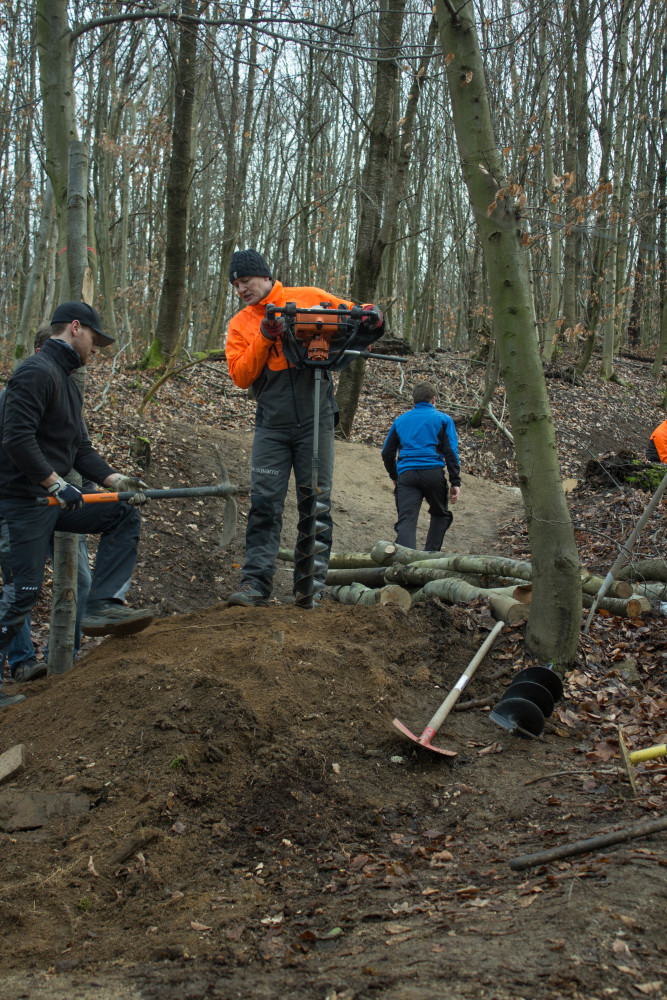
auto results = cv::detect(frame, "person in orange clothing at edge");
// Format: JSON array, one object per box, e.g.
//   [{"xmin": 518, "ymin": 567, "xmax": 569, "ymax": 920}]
[
  {"xmin": 224, "ymin": 249, "xmax": 384, "ymax": 606},
  {"xmin": 646, "ymin": 417, "xmax": 667, "ymax": 464}
]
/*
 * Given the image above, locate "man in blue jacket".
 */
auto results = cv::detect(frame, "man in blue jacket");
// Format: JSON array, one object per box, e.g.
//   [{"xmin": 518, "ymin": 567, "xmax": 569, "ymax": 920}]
[{"xmin": 381, "ymin": 380, "xmax": 461, "ymax": 552}]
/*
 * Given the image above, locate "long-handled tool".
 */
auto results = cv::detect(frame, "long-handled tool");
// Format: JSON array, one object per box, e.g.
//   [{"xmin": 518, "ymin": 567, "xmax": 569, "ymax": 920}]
[
  {"xmin": 618, "ymin": 726, "xmax": 667, "ymax": 794},
  {"xmin": 37, "ymin": 481, "xmax": 239, "ymax": 545},
  {"xmin": 265, "ymin": 302, "xmax": 404, "ymax": 608},
  {"xmin": 392, "ymin": 619, "xmax": 505, "ymax": 756}
]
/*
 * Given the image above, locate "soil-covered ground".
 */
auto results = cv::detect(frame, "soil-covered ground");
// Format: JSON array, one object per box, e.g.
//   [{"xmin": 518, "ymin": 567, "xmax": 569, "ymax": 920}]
[{"xmin": 1, "ymin": 346, "xmax": 666, "ymax": 999}]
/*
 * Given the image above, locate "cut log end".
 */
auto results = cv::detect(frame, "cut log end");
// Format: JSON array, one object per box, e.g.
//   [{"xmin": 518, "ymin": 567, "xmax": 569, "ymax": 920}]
[{"xmin": 376, "ymin": 585, "xmax": 412, "ymax": 613}]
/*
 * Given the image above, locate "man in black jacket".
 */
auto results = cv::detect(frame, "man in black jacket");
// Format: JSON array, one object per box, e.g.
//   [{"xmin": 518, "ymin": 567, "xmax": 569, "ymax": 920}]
[{"xmin": 0, "ymin": 302, "xmax": 152, "ymax": 709}]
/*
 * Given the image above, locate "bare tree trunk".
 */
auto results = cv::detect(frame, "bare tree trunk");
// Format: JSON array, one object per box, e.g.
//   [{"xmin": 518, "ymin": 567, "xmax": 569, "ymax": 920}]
[
  {"xmin": 49, "ymin": 141, "xmax": 90, "ymax": 675},
  {"xmin": 15, "ymin": 180, "xmax": 54, "ymax": 366},
  {"xmin": 434, "ymin": 1, "xmax": 582, "ymax": 667},
  {"xmin": 336, "ymin": 0, "xmax": 408, "ymax": 437},
  {"xmin": 148, "ymin": 3, "xmax": 198, "ymax": 366}
]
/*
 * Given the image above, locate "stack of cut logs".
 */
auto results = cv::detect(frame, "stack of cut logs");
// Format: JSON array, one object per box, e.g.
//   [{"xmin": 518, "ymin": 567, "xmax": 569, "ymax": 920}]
[{"xmin": 278, "ymin": 542, "xmax": 664, "ymax": 622}]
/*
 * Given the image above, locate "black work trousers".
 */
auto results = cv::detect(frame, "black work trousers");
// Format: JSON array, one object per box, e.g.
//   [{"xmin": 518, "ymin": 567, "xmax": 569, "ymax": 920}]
[
  {"xmin": 394, "ymin": 467, "xmax": 453, "ymax": 552},
  {"xmin": 0, "ymin": 497, "xmax": 141, "ymax": 657},
  {"xmin": 242, "ymin": 416, "xmax": 335, "ymax": 597}
]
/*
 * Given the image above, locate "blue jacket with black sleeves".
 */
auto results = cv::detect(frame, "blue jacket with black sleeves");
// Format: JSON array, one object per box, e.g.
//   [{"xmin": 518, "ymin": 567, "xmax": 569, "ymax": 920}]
[{"xmin": 381, "ymin": 402, "xmax": 461, "ymax": 485}]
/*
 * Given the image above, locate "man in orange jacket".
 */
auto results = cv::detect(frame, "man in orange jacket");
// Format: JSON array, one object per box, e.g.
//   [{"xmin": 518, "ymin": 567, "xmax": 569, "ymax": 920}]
[
  {"xmin": 225, "ymin": 249, "xmax": 384, "ymax": 606},
  {"xmin": 647, "ymin": 418, "xmax": 667, "ymax": 463}
]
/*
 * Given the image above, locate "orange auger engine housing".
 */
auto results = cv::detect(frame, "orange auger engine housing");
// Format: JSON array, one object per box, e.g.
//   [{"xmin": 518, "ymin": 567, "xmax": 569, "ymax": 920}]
[{"xmin": 266, "ymin": 301, "xmax": 370, "ymax": 370}]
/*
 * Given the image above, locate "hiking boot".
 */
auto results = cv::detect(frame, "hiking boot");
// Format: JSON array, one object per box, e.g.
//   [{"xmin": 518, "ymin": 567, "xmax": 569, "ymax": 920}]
[
  {"xmin": 227, "ymin": 584, "xmax": 269, "ymax": 607},
  {"xmin": 12, "ymin": 659, "xmax": 47, "ymax": 683},
  {"xmin": 0, "ymin": 691, "xmax": 26, "ymax": 709},
  {"xmin": 81, "ymin": 601, "xmax": 154, "ymax": 638}
]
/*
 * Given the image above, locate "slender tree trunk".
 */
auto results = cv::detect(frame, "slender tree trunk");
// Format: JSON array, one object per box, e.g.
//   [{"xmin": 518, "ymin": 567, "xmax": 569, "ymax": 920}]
[
  {"xmin": 149, "ymin": 4, "xmax": 198, "ymax": 366},
  {"xmin": 15, "ymin": 180, "xmax": 54, "ymax": 365},
  {"xmin": 434, "ymin": 1, "xmax": 581, "ymax": 667},
  {"xmin": 49, "ymin": 141, "xmax": 90, "ymax": 675},
  {"xmin": 336, "ymin": 0, "xmax": 410, "ymax": 437}
]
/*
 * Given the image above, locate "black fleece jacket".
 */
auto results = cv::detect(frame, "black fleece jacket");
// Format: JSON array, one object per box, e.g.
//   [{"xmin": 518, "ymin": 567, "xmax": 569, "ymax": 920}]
[{"xmin": 0, "ymin": 339, "xmax": 114, "ymax": 498}]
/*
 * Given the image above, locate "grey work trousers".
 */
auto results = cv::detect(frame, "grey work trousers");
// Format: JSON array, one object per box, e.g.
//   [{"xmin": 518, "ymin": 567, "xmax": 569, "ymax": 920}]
[{"xmin": 242, "ymin": 416, "xmax": 335, "ymax": 596}]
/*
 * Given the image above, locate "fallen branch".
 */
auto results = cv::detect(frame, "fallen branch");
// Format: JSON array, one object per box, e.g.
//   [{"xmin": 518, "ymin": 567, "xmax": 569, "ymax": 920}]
[
  {"xmin": 509, "ymin": 815, "xmax": 667, "ymax": 871},
  {"xmin": 487, "ymin": 402, "xmax": 514, "ymax": 444},
  {"xmin": 138, "ymin": 350, "xmax": 226, "ymax": 416}
]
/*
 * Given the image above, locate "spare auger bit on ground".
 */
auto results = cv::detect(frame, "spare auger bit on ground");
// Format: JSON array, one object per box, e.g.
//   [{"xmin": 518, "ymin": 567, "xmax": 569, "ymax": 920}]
[
  {"xmin": 293, "ymin": 485, "xmax": 330, "ymax": 608},
  {"xmin": 490, "ymin": 664, "xmax": 564, "ymax": 738}
]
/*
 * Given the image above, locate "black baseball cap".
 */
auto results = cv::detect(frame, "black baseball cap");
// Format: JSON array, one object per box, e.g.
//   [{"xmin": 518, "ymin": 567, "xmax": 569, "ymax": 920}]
[{"xmin": 50, "ymin": 302, "xmax": 115, "ymax": 345}]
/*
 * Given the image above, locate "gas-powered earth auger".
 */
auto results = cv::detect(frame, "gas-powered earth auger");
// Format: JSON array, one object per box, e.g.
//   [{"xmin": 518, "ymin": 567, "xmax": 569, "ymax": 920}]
[{"xmin": 264, "ymin": 301, "xmax": 405, "ymax": 608}]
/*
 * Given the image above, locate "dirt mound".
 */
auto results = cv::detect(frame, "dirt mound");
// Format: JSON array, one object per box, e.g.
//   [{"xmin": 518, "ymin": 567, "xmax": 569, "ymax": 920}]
[
  {"xmin": 0, "ymin": 601, "xmax": 491, "ymax": 964},
  {"xmin": 1, "ymin": 596, "xmax": 661, "ymax": 1000}
]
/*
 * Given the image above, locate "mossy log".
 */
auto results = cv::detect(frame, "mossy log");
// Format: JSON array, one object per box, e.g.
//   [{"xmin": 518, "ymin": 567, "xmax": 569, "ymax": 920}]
[
  {"xmin": 384, "ymin": 563, "xmax": 522, "ymax": 590},
  {"xmin": 630, "ymin": 582, "xmax": 667, "ymax": 603},
  {"xmin": 617, "ymin": 560, "xmax": 667, "ymax": 584},
  {"xmin": 410, "ymin": 577, "xmax": 529, "ymax": 624},
  {"xmin": 369, "ymin": 541, "xmax": 453, "ymax": 566},
  {"xmin": 582, "ymin": 593, "xmax": 651, "ymax": 617},
  {"xmin": 278, "ymin": 547, "xmax": 378, "ymax": 569},
  {"xmin": 387, "ymin": 555, "xmax": 632, "ymax": 598},
  {"xmin": 326, "ymin": 567, "xmax": 388, "ymax": 587},
  {"xmin": 329, "ymin": 582, "xmax": 412, "ymax": 611}
]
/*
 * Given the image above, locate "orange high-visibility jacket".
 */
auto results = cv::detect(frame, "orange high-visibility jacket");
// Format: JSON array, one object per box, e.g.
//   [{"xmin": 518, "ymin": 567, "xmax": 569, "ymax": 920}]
[
  {"xmin": 649, "ymin": 419, "xmax": 667, "ymax": 463},
  {"xmin": 225, "ymin": 281, "xmax": 353, "ymax": 390}
]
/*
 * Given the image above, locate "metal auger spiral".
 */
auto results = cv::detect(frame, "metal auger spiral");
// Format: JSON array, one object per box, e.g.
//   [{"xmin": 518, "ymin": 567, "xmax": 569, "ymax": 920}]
[{"xmin": 294, "ymin": 485, "xmax": 330, "ymax": 607}]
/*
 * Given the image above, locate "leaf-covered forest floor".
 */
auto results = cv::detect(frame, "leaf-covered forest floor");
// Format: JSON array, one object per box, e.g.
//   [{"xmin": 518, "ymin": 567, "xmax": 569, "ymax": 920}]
[{"xmin": 1, "ymin": 344, "xmax": 666, "ymax": 1000}]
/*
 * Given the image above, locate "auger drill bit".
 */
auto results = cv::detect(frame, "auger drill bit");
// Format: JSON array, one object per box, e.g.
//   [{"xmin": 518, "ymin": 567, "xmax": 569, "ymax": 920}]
[{"xmin": 294, "ymin": 485, "xmax": 330, "ymax": 607}]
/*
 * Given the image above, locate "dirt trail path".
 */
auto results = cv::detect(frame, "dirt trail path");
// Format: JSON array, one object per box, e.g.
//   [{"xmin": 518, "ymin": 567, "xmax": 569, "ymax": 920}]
[{"xmin": 217, "ymin": 428, "xmax": 525, "ymax": 598}]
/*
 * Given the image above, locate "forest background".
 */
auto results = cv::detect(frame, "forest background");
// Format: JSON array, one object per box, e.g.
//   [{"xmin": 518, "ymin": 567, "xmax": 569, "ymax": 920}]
[{"xmin": 0, "ymin": 0, "xmax": 666, "ymax": 666}]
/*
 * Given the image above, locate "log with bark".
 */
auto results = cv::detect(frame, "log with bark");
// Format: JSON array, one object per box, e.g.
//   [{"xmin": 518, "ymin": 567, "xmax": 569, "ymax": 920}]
[
  {"xmin": 370, "ymin": 541, "xmax": 452, "ymax": 566},
  {"xmin": 617, "ymin": 559, "xmax": 667, "ymax": 584},
  {"xmin": 384, "ymin": 564, "xmax": 522, "ymax": 590},
  {"xmin": 326, "ymin": 567, "xmax": 388, "ymax": 587},
  {"xmin": 329, "ymin": 583, "xmax": 412, "ymax": 612},
  {"xmin": 278, "ymin": 547, "xmax": 379, "ymax": 569},
  {"xmin": 410, "ymin": 577, "xmax": 529, "ymax": 624}
]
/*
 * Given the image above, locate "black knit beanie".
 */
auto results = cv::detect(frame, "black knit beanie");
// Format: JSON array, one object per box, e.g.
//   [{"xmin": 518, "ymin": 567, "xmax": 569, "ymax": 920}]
[{"xmin": 229, "ymin": 249, "xmax": 272, "ymax": 284}]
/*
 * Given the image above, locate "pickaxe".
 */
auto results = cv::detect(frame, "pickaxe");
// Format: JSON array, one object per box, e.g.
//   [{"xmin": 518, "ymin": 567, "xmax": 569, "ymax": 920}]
[{"xmin": 37, "ymin": 449, "xmax": 239, "ymax": 547}]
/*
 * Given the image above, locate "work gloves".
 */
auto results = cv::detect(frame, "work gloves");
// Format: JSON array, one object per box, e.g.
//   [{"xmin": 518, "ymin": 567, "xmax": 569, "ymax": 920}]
[
  {"xmin": 47, "ymin": 476, "xmax": 84, "ymax": 511},
  {"xmin": 108, "ymin": 473, "xmax": 149, "ymax": 506},
  {"xmin": 361, "ymin": 304, "xmax": 384, "ymax": 330},
  {"xmin": 260, "ymin": 314, "xmax": 285, "ymax": 341}
]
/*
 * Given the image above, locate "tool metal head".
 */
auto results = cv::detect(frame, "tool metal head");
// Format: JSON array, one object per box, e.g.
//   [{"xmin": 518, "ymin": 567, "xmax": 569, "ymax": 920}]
[
  {"xmin": 512, "ymin": 666, "xmax": 563, "ymax": 702},
  {"xmin": 490, "ymin": 697, "xmax": 545, "ymax": 738},
  {"xmin": 392, "ymin": 717, "xmax": 457, "ymax": 757},
  {"xmin": 499, "ymin": 680, "xmax": 555, "ymax": 719}
]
